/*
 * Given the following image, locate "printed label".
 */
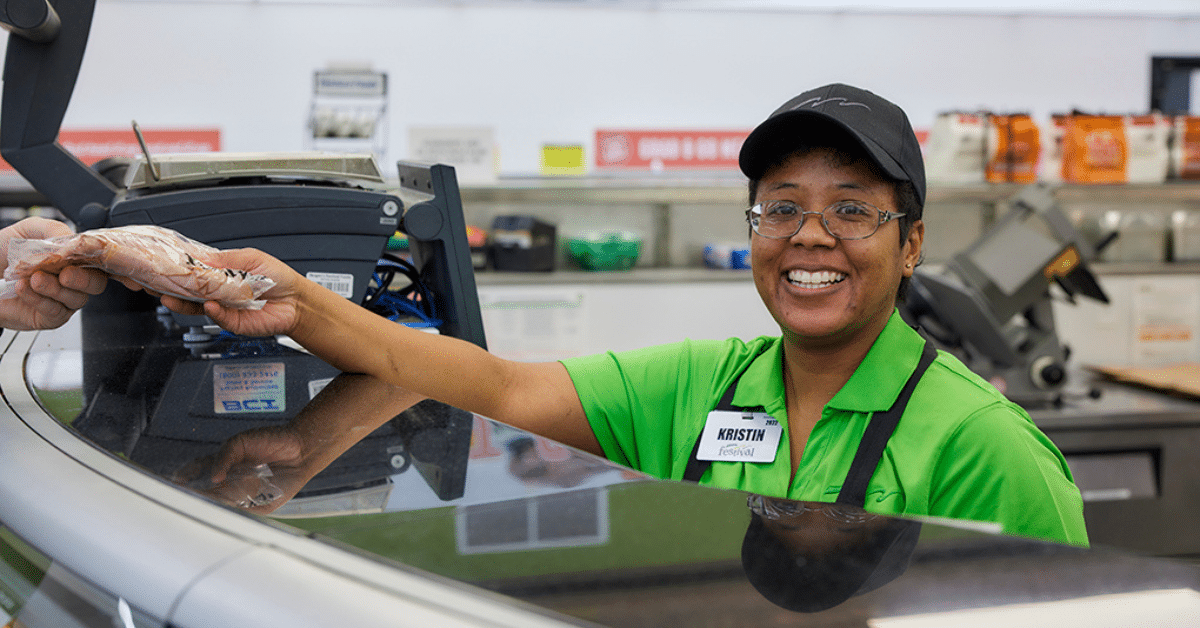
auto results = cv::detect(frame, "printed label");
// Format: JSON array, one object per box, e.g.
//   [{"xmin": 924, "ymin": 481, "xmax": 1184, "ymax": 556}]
[
  {"xmin": 696, "ymin": 410, "xmax": 782, "ymax": 463},
  {"xmin": 214, "ymin": 362, "xmax": 285, "ymax": 414},
  {"xmin": 306, "ymin": 271, "xmax": 354, "ymax": 298}
]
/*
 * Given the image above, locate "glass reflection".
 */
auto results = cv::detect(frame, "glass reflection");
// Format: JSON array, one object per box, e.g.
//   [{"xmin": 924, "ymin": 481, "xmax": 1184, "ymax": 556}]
[
  {"xmin": 169, "ymin": 372, "xmax": 631, "ymax": 516},
  {"xmin": 24, "ymin": 315, "xmax": 931, "ymax": 619},
  {"xmin": 26, "ymin": 314, "xmax": 638, "ymax": 518},
  {"xmin": 741, "ymin": 494, "xmax": 921, "ymax": 613},
  {"xmin": 171, "ymin": 373, "xmax": 429, "ymax": 514}
]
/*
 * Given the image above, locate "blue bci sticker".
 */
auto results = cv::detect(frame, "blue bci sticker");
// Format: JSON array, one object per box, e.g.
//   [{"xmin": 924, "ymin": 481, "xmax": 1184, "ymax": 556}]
[{"xmin": 213, "ymin": 362, "xmax": 286, "ymax": 414}]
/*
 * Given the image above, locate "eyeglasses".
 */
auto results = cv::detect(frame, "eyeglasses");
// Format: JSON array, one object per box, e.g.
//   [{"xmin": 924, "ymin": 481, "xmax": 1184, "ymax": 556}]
[{"xmin": 746, "ymin": 200, "xmax": 906, "ymax": 241}]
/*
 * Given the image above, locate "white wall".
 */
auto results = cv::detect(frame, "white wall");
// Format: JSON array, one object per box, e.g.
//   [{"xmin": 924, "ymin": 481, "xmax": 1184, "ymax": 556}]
[
  {"xmin": 477, "ymin": 279, "xmax": 778, "ymax": 361},
  {"xmin": 1054, "ymin": 273, "xmax": 1200, "ymax": 368},
  {"xmin": 18, "ymin": 1, "xmax": 1200, "ymax": 175}
]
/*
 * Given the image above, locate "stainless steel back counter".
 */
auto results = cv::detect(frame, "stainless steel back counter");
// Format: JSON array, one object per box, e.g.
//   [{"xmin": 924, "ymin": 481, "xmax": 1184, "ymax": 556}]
[{"xmin": 1031, "ymin": 376, "xmax": 1200, "ymax": 556}]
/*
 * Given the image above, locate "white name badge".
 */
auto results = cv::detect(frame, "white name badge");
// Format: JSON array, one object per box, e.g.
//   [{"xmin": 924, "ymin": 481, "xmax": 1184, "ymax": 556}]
[{"xmin": 696, "ymin": 410, "xmax": 783, "ymax": 463}]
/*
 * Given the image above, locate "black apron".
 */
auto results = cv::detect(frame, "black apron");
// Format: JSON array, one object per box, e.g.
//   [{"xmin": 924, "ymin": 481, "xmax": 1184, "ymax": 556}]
[{"xmin": 682, "ymin": 339, "xmax": 937, "ymax": 507}]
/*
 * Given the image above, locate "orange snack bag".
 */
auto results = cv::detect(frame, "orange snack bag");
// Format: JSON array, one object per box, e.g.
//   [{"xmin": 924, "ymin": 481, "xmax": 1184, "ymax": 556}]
[
  {"xmin": 986, "ymin": 114, "xmax": 1041, "ymax": 183},
  {"xmin": 1174, "ymin": 116, "xmax": 1200, "ymax": 180},
  {"xmin": 1061, "ymin": 114, "xmax": 1127, "ymax": 184}
]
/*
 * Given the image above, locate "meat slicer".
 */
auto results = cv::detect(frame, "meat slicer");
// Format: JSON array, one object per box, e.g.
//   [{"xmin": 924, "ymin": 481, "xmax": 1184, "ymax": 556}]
[{"xmin": 901, "ymin": 183, "xmax": 1114, "ymax": 408}]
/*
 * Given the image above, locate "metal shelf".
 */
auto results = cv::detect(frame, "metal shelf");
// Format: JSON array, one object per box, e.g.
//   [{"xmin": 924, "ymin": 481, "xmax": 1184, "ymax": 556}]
[
  {"xmin": 8, "ymin": 170, "xmax": 1200, "ymax": 208},
  {"xmin": 457, "ymin": 178, "xmax": 1200, "ymax": 206}
]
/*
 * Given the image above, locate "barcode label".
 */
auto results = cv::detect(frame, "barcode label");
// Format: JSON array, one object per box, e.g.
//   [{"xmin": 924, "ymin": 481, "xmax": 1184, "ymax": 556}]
[{"xmin": 306, "ymin": 271, "xmax": 355, "ymax": 298}]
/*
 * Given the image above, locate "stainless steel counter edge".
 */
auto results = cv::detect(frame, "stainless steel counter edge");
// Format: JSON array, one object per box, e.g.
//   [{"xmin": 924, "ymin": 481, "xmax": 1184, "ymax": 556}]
[{"xmin": 0, "ymin": 329, "xmax": 583, "ymax": 628}]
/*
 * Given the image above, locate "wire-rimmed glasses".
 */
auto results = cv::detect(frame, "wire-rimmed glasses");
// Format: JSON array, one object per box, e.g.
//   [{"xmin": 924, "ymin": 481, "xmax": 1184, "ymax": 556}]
[{"xmin": 747, "ymin": 200, "xmax": 905, "ymax": 241}]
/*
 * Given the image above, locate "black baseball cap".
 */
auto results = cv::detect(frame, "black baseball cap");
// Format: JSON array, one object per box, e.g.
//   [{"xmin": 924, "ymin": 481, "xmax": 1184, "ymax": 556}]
[{"xmin": 739, "ymin": 83, "xmax": 927, "ymax": 207}]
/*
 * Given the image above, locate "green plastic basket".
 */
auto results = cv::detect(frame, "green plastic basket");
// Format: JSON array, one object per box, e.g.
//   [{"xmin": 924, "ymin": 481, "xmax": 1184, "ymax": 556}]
[{"xmin": 568, "ymin": 232, "xmax": 642, "ymax": 271}]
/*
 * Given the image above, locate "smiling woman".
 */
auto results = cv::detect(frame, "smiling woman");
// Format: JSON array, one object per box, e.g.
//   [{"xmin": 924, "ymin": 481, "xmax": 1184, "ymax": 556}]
[
  {"xmin": 748, "ymin": 148, "xmax": 920, "ymax": 352},
  {"xmin": 147, "ymin": 83, "xmax": 1087, "ymax": 548}
]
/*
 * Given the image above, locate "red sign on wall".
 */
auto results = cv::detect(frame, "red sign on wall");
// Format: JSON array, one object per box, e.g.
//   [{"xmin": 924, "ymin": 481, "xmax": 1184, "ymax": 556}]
[
  {"xmin": 0, "ymin": 127, "xmax": 221, "ymax": 172},
  {"xmin": 595, "ymin": 129, "xmax": 749, "ymax": 171}
]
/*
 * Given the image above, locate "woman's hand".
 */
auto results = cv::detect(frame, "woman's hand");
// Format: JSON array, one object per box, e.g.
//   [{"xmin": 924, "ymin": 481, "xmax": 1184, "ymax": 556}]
[
  {"xmin": 0, "ymin": 217, "xmax": 108, "ymax": 330},
  {"xmin": 176, "ymin": 426, "xmax": 311, "ymax": 515},
  {"xmin": 158, "ymin": 247, "xmax": 306, "ymax": 338}
]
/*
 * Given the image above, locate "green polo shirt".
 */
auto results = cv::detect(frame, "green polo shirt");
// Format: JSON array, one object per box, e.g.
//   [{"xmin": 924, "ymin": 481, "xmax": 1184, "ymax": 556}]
[{"xmin": 562, "ymin": 311, "xmax": 1088, "ymax": 547}]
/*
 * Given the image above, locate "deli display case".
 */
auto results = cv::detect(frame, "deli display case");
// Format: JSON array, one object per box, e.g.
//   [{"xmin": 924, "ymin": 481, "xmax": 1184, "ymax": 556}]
[
  {"xmin": 5, "ymin": 2, "xmax": 1200, "ymax": 625},
  {"xmin": 4, "ymin": 314, "xmax": 1200, "ymax": 627}
]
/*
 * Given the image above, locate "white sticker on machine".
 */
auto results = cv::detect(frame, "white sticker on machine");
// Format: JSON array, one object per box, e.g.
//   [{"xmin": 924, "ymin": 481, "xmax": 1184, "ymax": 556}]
[
  {"xmin": 308, "ymin": 376, "xmax": 334, "ymax": 399},
  {"xmin": 306, "ymin": 271, "xmax": 355, "ymax": 298},
  {"xmin": 214, "ymin": 362, "xmax": 286, "ymax": 414}
]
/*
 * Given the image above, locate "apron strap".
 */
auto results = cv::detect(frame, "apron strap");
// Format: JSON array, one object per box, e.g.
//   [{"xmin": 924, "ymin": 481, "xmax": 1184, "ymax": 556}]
[
  {"xmin": 835, "ymin": 339, "xmax": 938, "ymax": 506},
  {"xmin": 682, "ymin": 364, "xmax": 762, "ymax": 483},
  {"xmin": 682, "ymin": 435, "xmax": 710, "ymax": 484},
  {"xmin": 683, "ymin": 339, "xmax": 938, "ymax": 510}
]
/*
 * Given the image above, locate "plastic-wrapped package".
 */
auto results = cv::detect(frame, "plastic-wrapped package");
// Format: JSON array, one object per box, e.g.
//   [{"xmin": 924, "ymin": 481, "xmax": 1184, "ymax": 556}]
[
  {"xmin": 0, "ymin": 224, "xmax": 275, "ymax": 309},
  {"xmin": 182, "ymin": 462, "xmax": 284, "ymax": 509}
]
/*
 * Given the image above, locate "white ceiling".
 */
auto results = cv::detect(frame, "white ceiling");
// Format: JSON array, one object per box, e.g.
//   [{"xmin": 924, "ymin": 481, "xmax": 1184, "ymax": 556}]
[
  {"xmin": 105, "ymin": 0, "xmax": 1200, "ymax": 16},
  {"xmin": 661, "ymin": 0, "xmax": 1200, "ymax": 13}
]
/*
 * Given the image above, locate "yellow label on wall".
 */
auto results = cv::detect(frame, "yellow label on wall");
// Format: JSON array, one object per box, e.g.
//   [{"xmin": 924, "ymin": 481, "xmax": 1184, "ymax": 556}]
[{"xmin": 541, "ymin": 144, "xmax": 586, "ymax": 176}]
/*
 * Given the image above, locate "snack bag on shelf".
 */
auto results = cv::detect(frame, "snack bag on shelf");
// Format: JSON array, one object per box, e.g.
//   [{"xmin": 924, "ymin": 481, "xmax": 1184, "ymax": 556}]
[
  {"xmin": 923, "ymin": 112, "xmax": 988, "ymax": 185},
  {"xmin": 985, "ymin": 114, "xmax": 1041, "ymax": 184},
  {"xmin": 1171, "ymin": 116, "xmax": 1200, "ymax": 180},
  {"xmin": 1125, "ymin": 113, "xmax": 1171, "ymax": 184},
  {"xmin": 1040, "ymin": 114, "xmax": 1069, "ymax": 183},
  {"xmin": 1061, "ymin": 114, "xmax": 1127, "ymax": 184}
]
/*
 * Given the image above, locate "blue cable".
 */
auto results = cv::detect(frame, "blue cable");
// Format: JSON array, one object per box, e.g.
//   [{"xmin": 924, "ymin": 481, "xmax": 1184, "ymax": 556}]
[{"xmin": 366, "ymin": 258, "xmax": 441, "ymax": 329}]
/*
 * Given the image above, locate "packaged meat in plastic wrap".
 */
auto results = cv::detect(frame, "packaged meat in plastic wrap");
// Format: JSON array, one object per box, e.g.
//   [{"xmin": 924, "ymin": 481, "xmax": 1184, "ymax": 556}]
[{"xmin": 0, "ymin": 225, "xmax": 275, "ymax": 309}]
